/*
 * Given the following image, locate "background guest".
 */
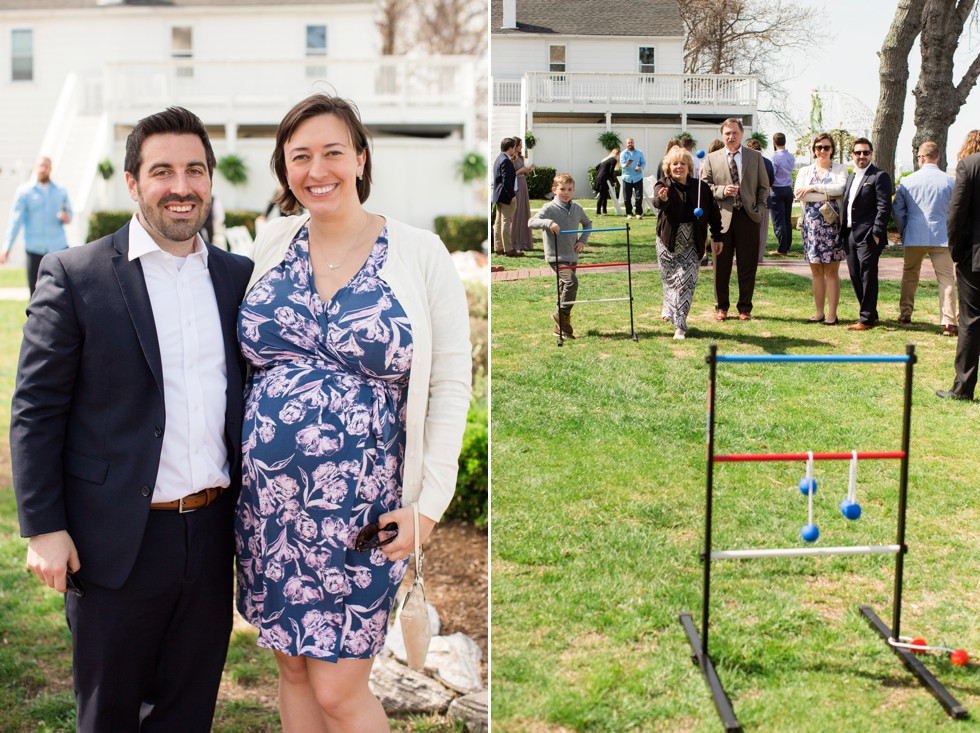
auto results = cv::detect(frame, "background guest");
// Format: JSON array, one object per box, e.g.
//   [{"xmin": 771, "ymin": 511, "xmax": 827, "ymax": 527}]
[
  {"xmin": 493, "ymin": 137, "xmax": 520, "ymax": 257},
  {"xmin": 745, "ymin": 137, "xmax": 775, "ymax": 263},
  {"xmin": 594, "ymin": 148, "xmax": 619, "ymax": 216},
  {"xmin": 893, "ymin": 141, "xmax": 957, "ymax": 335},
  {"xmin": 795, "ymin": 132, "xmax": 848, "ymax": 325},
  {"xmin": 619, "ymin": 138, "xmax": 646, "ymax": 220},
  {"xmin": 654, "ymin": 146, "xmax": 722, "ymax": 340},
  {"xmin": 768, "ymin": 132, "xmax": 796, "ymax": 256},
  {"xmin": 510, "ymin": 136, "xmax": 535, "ymax": 251}
]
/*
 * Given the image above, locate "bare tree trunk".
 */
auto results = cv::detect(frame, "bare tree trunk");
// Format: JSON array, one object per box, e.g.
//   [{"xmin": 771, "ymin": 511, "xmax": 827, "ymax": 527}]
[
  {"xmin": 872, "ymin": 0, "xmax": 924, "ymax": 180},
  {"xmin": 912, "ymin": 0, "xmax": 980, "ymax": 171}
]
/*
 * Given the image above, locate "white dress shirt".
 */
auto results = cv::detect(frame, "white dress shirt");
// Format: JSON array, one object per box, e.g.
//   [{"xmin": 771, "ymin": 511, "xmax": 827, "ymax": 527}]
[
  {"xmin": 846, "ymin": 166, "xmax": 869, "ymax": 225},
  {"xmin": 128, "ymin": 214, "xmax": 230, "ymax": 502}
]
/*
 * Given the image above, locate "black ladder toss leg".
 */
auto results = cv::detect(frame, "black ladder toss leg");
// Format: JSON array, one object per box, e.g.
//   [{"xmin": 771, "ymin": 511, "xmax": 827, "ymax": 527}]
[
  {"xmin": 555, "ymin": 258, "xmax": 563, "ymax": 347},
  {"xmin": 627, "ymin": 223, "xmax": 638, "ymax": 341}
]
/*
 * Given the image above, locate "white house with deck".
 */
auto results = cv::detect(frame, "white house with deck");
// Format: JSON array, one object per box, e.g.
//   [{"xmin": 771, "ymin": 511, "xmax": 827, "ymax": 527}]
[
  {"xmin": 491, "ymin": 0, "xmax": 758, "ymax": 188},
  {"xmin": 0, "ymin": 0, "xmax": 483, "ymax": 258}
]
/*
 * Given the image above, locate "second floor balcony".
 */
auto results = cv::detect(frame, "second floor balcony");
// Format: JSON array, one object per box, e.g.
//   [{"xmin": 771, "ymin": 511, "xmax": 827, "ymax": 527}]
[{"xmin": 494, "ymin": 72, "xmax": 757, "ymax": 115}]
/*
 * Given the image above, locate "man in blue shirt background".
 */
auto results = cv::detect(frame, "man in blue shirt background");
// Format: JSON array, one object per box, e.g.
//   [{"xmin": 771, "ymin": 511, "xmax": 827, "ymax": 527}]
[
  {"xmin": 619, "ymin": 138, "xmax": 646, "ymax": 219},
  {"xmin": 1, "ymin": 156, "xmax": 72, "ymax": 295},
  {"xmin": 768, "ymin": 132, "xmax": 796, "ymax": 256}
]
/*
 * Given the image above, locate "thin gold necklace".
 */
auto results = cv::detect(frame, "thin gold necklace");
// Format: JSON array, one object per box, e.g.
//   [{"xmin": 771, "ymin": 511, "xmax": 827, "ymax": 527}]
[{"xmin": 312, "ymin": 215, "xmax": 372, "ymax": 272}]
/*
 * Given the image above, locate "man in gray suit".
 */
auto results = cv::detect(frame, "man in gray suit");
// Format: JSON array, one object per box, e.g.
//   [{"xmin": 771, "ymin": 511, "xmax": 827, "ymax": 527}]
[
  {"xmin": 938, "ymin": 141, "xmax": 980, "ymax": 400},
  {"xmin": 701, "ymin": 118, "xmax": 771, "ymax": 320}
]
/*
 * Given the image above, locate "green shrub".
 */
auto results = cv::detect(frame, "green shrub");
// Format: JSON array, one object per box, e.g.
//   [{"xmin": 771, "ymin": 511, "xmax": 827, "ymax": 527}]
[
  {"xmin": 446, "ymin": 379, "xmax": 487, "ymax": 527},
  {"xmin": 433, "ymin": 216, "xmax": 487, "ymax": 252},
  {"xmin": 86, "ymin": 210, "xmax": 133, "ymax": 242},
  {"xmin": 225, "ymin": 210, "xmax": 261, "ymax": 238},
  {"xmin": 526, "ymin": 167, "xmax": 557, "ymax": 198},
  {"xmin": 217, "ymin": 154, "xmax": 248, "ymax": 186}
]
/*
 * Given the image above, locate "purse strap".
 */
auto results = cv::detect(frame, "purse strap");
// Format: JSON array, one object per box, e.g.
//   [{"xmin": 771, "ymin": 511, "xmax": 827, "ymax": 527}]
[{"xmin": 412, "ymin": 503, "xmax": 424, "ymax": 583}]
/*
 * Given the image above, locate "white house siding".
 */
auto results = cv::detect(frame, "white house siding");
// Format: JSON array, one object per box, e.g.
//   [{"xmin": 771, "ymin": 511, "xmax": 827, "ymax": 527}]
[
  {"xmin": 527, "ymin": 123, "xmax": 737, "ymax": 198},
  {"xmin": 492, "ymin": 35, "xmax": 683, "ymax": 78},
  {"xmin": 0, "ymin": 3, "xmax": 483, "ymax": 255}
]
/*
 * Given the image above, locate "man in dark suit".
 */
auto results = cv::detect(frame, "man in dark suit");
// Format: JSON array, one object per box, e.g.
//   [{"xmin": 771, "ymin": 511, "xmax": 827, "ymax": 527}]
[
  {"xmin": 11, "ymin": 107, "xmax": 253, "ymax": 732},
  {"xmin": 493, "ymin": 137, "xmax": 521, "ymax": 257},
  {"xmin": 839, "ymin": 137, "xmax": 892, "ymax": 330},
  {"xmin": 701, "ymin": 117, "xmax": 771, "ymax": 320},
  {"xmin": 938, "ymin": 144, "xmax": 980, "ymax": 400}
]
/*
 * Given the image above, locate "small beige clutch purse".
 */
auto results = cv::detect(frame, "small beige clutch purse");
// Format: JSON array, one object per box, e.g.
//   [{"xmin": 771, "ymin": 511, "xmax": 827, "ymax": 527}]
[{"xmin": 398, "ymin": 503, "xmax": 431, "ymax": 671}]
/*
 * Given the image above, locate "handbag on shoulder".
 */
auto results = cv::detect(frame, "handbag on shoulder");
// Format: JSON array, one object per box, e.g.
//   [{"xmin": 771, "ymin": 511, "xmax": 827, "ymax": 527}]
[{"xmin": 398, "ymin": 503, "xmax": 431, "ymax": 671}]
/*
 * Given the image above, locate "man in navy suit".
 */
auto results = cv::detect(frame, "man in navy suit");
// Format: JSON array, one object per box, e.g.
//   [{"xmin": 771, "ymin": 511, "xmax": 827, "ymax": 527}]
[
  {"xmin": 493, "ymin": 137, "xmax": 521, "ymax": 257},
  {"xmin": 839, "ymin": 137, "xmax": 892, "ymax": 330},
  {"xmin": 11, "ymin": 107, "xmax": 253, "ymax": 732}
]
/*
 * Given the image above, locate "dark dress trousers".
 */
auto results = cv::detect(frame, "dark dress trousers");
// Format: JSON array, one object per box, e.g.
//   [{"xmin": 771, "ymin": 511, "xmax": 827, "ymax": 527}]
[
  {"xmin": 946, "ymin": 152, "xmax": 980, "ymax": 398},
  {"xmin": 839, "ymin": 164, "xmax": 892, "ymax": 325},
  {"xmin": 10, "ymin": 222, "xmax": 253, "ymax": 732}
]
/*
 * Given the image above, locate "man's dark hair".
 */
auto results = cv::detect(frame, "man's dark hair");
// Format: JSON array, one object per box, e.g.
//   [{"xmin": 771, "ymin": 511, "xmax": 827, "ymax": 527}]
[
  {"xmin": 501, "ymin": 137, "xmax": 515, "ymax": 152},
  {"xmin": 124, "ymin": 107, "xmax": 216, "ymax": 179},
  {"xmin": 773, "ymin": 132, "xmax": 786, "ymax": 147},
  {"xmin": 851, "ymin": 137, "xmax": 873, "ymax": 153},
  {"xmin": 681, "ymin": 136, "xmax": 693, "ymax": 150},
  {"xmin": 270, "ymin": 94, "xmax": 373, "ymax": 215}
]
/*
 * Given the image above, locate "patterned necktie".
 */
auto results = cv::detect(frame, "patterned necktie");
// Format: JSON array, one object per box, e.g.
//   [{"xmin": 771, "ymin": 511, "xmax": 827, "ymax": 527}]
[{"xmin": 728, "ymin": 151, "xmax": 742, "ymax": 210}]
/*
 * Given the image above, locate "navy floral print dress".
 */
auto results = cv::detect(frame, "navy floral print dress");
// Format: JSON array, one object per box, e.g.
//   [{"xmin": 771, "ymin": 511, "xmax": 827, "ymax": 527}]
[
  {"xmin": 236, "ymin": 223, "xmax": 412, "ymax": 660},
  {"xmin": 801, "ymin": 170, "xmax": 846, "ymax": 264}
]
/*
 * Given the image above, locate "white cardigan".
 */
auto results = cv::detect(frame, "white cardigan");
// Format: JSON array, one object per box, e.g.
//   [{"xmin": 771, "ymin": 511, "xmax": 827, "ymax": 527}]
[
  {"xmin": 794, "ymin": 162, "xmax": 849, "ymax": 202},
  {"xmin": 246, "ymin": 214, "xmax": 473, "ymax": 522}
]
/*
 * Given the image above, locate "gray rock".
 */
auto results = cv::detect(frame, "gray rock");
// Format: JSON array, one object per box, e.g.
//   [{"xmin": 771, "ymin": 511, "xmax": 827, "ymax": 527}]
[
  {"xmin": 429, "ymin": 633, "xmax": 484, "ymax": 694},
  {"xmin": 369, "ymin": 654, "xmax": 454, "ymax": 714},
  {"xmin": 448, "ymin": 689, "xmax": 488, "ymax": 733}
]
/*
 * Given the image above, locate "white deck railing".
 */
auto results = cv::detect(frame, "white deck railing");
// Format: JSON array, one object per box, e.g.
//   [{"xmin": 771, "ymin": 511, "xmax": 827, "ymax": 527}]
[
  {"xmin": 518, "ymin": 72, "xmax": 757, "ymax": 108},
  {"xmin": 102, "ymin": 57, "xmax": 476, "ymax": 117},
  {"xmin": 493, "ymin": 79, "xmax": 522, "ymax": 106}
]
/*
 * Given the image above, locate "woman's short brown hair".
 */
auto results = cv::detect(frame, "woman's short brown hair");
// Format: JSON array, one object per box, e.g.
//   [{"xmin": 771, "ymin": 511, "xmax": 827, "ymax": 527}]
[
  {"xmin": 812, "ymin": 132, "xmax": 835, "ymax": 157},
  {"xmin": 271, "ymin": 94, "xmax": 373, "ymax": 215}
]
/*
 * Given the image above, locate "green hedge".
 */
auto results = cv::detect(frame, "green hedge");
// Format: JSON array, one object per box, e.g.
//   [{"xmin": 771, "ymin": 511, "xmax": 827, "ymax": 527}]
[
  {"xmin": 87, "ymin": 211, "xmax": 133, "ymax": 242},
  {"xmin": 433, "ymin": 216, "xmax": 488, "ymax": 252},
  {"xmin": 526, "ymin": 167, "xmax": 557, "ymax": 198},
  {"xmin": 225, "ymin": 210, "xmax": 261, "ymax": 238},
  {"xmin": 445, "ymin": 380, "xmax": 487, "ymax": 527}
]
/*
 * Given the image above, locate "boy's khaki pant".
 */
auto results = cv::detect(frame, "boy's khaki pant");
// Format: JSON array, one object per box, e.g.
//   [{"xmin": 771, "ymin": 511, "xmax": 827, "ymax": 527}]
[{"xmin": 550, "ymin": 263, "xmax": 578, "ymax": 315}]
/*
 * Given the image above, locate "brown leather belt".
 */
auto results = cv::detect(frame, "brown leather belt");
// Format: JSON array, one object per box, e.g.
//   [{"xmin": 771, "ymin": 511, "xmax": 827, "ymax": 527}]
[{"xmin": 150, "ymin": 486, "xmax": 227, "ymax": 513}]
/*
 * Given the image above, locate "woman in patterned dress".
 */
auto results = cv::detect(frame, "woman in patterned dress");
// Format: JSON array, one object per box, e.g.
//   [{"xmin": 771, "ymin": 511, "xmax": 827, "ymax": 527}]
[
  {"xmin": 236, "ymin": 94, "xmax": 472, "ymax": 732},
  {"xmin": 510, "ymin": 137, "xmax": 535, "ymax": 251},
  {"xmin": 653, "ymin": 146, "xmax": 722, "ymax": 339},
  {"xmin": 794, "ymin": 132, "xmax": 849, "ymax": 325}
]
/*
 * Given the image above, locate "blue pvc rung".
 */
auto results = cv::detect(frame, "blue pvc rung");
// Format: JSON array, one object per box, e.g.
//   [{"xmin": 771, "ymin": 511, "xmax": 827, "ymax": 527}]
[
  {"xmin": 715, "ymin": 354, "xmax": 910, "ymax": 363},
  {"xmin": 558, "ymin": 227, "xmax": 629, "ymax": 234}
]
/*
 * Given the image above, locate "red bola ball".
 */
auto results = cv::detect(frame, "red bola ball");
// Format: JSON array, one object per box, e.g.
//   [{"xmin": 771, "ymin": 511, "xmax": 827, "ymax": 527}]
[
  {"xmin": 950, "ymin": 649, "xmax": 969, "ymax": 666},
  {"xmin": 910, "ymin": 637, "xmax": 928, "ymax": 653}
]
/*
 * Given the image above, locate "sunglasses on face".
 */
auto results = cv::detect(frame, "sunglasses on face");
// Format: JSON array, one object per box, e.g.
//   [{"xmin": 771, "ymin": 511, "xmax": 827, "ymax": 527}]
[
  {"xmin": 354, "ymin": 521, "xmax": 398, "ymax": 551},
  {"xmin": 853, "ymin": 150, "xmax": 872, "ymax": 157},
  {"xmin": 814, "ymin": 145, "xmax": 832, "ymax": 152}
]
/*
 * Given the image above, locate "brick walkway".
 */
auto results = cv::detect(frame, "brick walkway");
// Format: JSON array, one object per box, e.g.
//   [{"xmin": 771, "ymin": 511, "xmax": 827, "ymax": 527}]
[{"xmin": 491, "ymin": 253, "xmax": 933, "ymax": 284}]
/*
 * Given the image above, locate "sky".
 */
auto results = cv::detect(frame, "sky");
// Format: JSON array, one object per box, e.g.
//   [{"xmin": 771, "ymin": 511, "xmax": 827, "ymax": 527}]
[{"xmin": 763, "ymin": 0, "xmax": 980, "ymax": 170}]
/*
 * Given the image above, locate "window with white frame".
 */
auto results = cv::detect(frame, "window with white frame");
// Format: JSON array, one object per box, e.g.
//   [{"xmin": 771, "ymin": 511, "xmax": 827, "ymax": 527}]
[
  {"xmin": 549, "ymin": 45, "xmax": 566, "ymax": 73},
  {"xmin": 306, "ymin": 24, "xmax": 327, "ymax": 78},
  {"xmin": 638, "ymin": 46, "xmax": 655, "ymax": 74},
  {"xmin": 172, "ymin": 26, "xmax": 193, "ymax": 78},
  {"xmin": 11, "ymin": 29, "xmax": 33, "ymax": 82}
]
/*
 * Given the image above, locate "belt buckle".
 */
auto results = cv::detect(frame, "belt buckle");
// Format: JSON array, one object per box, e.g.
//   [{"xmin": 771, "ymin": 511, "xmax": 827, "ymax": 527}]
[{"xmin": 178, "ymin": 494, "xmax": 196, "ymax": 514}]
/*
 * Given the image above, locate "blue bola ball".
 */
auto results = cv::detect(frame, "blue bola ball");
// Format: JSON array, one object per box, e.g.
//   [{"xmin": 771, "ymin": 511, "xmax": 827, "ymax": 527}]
[
  {"xmin": 798, "ymin": 476, "xmax": 818, "ymax": 495},
  {"xmin": 696, "ymin": 149, "xmax": 706, "ymax": 159},
  {"xmin": 801, "ymin": 523, "xmax": 820, "ymax": 543},
  {"xmin": 693, "ymin": 207, "xmax": 704, "ymax": 218},
  {"xmin": 840, "ymin": 498, "xmax": 862, "ymax": 520}
]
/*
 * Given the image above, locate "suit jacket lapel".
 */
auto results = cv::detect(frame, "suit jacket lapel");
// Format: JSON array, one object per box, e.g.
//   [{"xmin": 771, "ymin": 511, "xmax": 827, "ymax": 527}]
[
  {"xmin": 206, "ymin": 246, "xmax": 245, "ymax": 466},
  {"xmin": 110, "ymin": 223, "xmax": 165, "ymax": 396}
]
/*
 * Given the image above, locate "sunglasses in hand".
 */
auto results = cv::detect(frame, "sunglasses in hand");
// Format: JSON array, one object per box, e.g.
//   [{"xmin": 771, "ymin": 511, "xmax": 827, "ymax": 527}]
[{"xmin": 354, "ymin": 521, "xmax": 398, "ymax": 551}]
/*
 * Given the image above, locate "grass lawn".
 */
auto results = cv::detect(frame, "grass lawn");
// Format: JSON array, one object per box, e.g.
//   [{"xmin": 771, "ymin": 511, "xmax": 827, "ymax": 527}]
[
  {"xmin": 490, "ymin": 250, "xmax": 980, "ymax": 731},
  {"xmin": 0, "ymin": 291, "xmax": 466, "ymax": 732}
]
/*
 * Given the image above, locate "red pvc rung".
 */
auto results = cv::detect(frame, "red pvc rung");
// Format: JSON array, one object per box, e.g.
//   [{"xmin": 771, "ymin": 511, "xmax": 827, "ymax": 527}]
[
  {"xmin": 714, "ymin": 451, "xmax": 905, "ymax": 462},
  {"xmin": 557, "ymin": 261, "xmax": 630, "ymax": 270}
]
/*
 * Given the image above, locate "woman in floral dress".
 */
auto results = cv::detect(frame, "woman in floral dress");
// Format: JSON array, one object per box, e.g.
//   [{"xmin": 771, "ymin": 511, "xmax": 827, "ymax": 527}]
[
  {"xmin": 795, "ymin": 132, "xmax": 849, "ymax": 325},
  {"xmin": 236, "ymin": 94, "xmax": 472, "ymax": 732}
]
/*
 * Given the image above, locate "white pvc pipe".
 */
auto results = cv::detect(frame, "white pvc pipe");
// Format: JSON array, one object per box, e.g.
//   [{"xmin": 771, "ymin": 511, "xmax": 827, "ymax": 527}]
[
  {"xmin": 564, "ymin": 297, "xmax": 631, "ymax": 304},
  {"xmin": 711, "ymin": 544, "xmax": 901, "ymax": 560}
]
